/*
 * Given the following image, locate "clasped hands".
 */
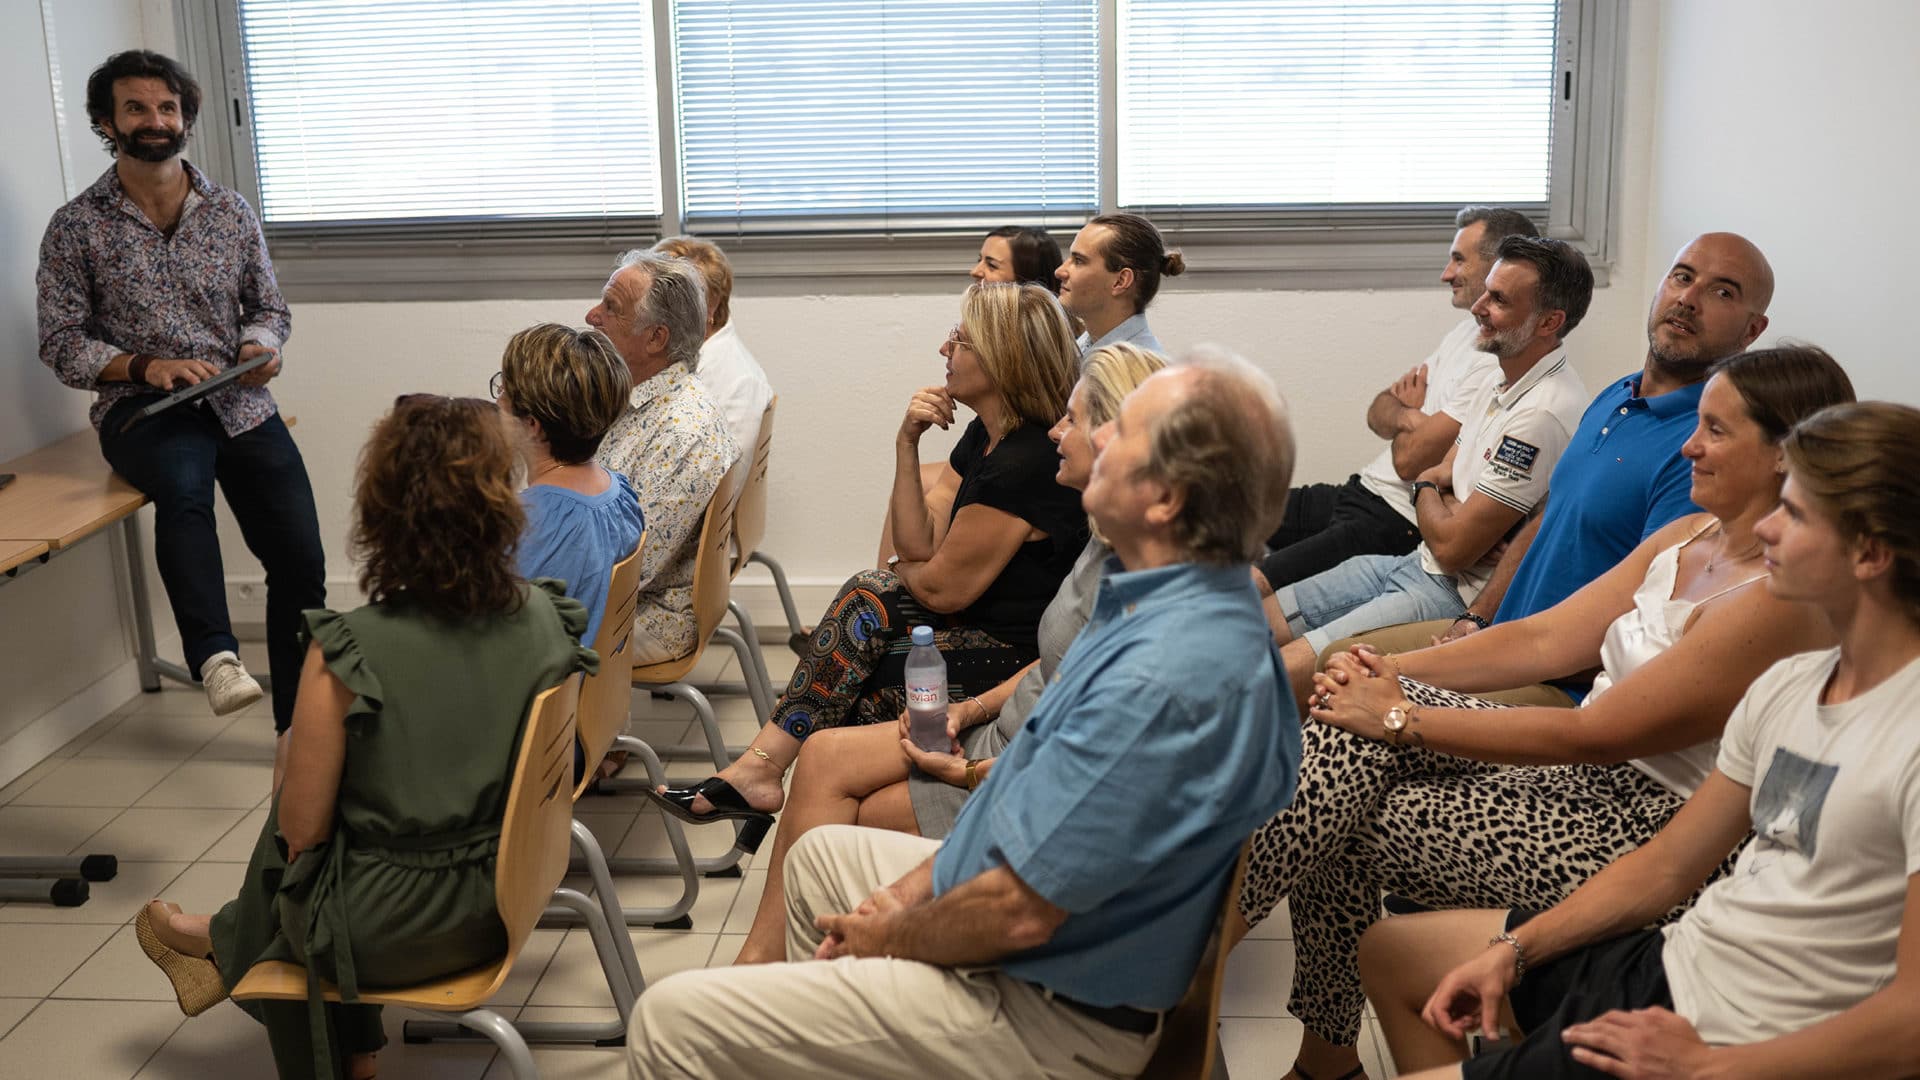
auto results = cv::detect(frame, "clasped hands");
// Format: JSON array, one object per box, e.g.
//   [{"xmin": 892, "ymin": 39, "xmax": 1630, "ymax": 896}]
[
  {"xmin": 1306, "ymin": 646, "xmax": 1410, "ymax": 742},
  {"xmin": 814, "ymin": 875, "xmax": 934, "ymax": 961}
]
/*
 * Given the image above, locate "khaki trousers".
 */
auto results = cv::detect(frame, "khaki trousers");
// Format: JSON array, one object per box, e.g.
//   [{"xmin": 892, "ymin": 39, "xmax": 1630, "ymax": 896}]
[
  {"xmin": 1322, "ymin": 619, "xmax": 1577, "ymax": 708},
  {"xmin": 625, "ymin": 824, "xmax": 1160, "ymax": 1079}
]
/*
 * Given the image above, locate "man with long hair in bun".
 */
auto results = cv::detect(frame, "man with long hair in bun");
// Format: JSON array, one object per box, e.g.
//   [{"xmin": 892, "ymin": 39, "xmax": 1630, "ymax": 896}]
[{"xmin": 1055, "ymin": 212, "xmax": 1186, "ymax": 356}]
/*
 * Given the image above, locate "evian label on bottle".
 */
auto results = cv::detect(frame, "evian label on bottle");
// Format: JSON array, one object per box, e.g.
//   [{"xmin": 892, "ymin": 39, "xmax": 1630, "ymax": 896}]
[{"xmin": 906, "ymin": 685, "xmax": 943, "ymax": 708}]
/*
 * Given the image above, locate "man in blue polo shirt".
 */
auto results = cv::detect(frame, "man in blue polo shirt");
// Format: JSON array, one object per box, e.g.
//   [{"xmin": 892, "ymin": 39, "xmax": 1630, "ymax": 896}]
[
  {"xmin": 626, "ymin": 354, "xmax": 1301, "ymax": 1079},
  {"xmin": 1420, "ymin": 234, "xmax": 1775, "ymax": 688}
]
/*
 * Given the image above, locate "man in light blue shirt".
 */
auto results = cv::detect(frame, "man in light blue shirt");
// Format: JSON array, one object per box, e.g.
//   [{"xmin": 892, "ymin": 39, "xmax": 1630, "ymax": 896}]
[{"xmin": 627, "ymin": 352, "xmax": 1301, "ymax": 1078}]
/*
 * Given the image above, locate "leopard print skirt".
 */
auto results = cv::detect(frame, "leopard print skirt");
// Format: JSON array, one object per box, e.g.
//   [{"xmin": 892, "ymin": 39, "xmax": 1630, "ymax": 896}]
[{"xmin": 1239, "ymin": 677, "xmax": 1728, "ymax": 1045}]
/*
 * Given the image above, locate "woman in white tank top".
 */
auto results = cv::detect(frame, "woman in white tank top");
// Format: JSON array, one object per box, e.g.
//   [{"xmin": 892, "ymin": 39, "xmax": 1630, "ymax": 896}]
[{"xmin": 1239, "ymin": 345, "xmax": 1855, "ymax": 1080}]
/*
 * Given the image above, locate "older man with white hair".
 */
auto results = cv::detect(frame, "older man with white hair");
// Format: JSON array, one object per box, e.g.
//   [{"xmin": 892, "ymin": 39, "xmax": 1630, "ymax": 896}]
[
  {"xmin": 625, "ymin": 349, "xmax": 1302, "ymax": 1079},
  {"xmin": 588, "ymin": 250, "xmax": 739, "ymax": 663}
]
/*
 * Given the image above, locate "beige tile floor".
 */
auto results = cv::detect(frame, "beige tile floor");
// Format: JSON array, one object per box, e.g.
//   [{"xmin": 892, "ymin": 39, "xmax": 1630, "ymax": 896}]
[{"xmin": 0, "ymin": 641, "xmax": 1396, "ymax": 1079}]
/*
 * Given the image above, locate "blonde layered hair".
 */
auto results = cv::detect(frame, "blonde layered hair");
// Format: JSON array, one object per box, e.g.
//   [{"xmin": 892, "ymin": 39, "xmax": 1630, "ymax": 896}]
[
  {"xmin": 960, "ymin": 282, "xmax": 1077, "ymax": 436},
  {"xmin": 1080, "ymin": 342, "xmax": 1167, "ymax": 429},
  {"xmin": 653, "ymin": 236, "xmax": 734, "ymax": 332},
  {"xmin": 499, "ymin": 323, "xmax": 632, "ymax": 464}
]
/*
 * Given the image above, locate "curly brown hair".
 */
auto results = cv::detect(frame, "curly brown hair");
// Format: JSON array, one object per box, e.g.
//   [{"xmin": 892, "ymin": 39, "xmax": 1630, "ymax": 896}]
[{"xmin": 353, "ymin": 395, "xmax": 526, "ymax": 619}]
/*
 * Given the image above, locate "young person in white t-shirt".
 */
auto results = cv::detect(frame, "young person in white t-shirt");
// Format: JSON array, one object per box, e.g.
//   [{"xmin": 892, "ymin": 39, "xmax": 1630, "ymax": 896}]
[{"xmin": 1360, "ymin": 400, "xmax": 1920, "ymax": 1080}]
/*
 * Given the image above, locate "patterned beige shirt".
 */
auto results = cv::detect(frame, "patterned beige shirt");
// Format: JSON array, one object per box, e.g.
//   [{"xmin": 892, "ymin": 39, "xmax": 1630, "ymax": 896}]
[{"xmin": 596, "ymin": 362, "xmax": 739, "ymax": 663}]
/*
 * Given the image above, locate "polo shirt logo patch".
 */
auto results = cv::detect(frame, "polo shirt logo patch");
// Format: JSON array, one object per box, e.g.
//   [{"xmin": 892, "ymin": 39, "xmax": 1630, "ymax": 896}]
[{"xmin": 1493, "ymin": 435, "xmax": 1540, "ymax": 475}]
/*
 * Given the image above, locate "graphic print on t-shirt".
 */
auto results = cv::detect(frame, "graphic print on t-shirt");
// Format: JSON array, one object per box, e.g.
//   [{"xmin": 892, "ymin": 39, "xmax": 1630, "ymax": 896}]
[{"xmin": 1750, "ymin": 747, "xmax": 1839, "ymax": 862}]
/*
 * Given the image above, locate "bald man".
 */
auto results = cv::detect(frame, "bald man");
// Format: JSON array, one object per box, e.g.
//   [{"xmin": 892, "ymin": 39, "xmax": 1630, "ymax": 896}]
[{"xmin": 1405, "ymin": 234, "xmax": 1775, "ymax": 698}]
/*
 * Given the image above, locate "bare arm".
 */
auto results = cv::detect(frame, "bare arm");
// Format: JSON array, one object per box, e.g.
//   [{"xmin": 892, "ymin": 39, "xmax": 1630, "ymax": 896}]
[
  {"xmin": 1443, "ymin": 499, "xmax": 1547, "ymax": 638},
  {"xmin": 889, "ymin": 386, "xmax": 959, "ymax": 561},
  {"xmin": 1391, "ymin": 412, "xmax": 1465, "ymax": 483},
  {"xmin": 1421, "ymin": 772, "xmax": 1755, "ymax": 1042},
  {"xmin": 276, "ymin": 643, "xmax": 355, "ymax": 859},
  {"xmin": 1519, "ymin": 772, "xmax": 1754, "ymax": 965},
  {"xmin": 818, "ymin": 859, "xmax": 1068, "ymax": 968},
  {"xmin": 1320, "ymin": 577, "xmax": 1834, "ymax": 765},
  {"xmin": 1412, "ymin": 453, "xmax": 1528, "ymax": 575},
  {"xmin": 893, "ymin": 503, "xmax": 1040, "ymax": 613},
  {"xmin": 1393, "ymin": 516, "xmax": 1696, "ymax": 693},
  {"xmin": 1366, "ymin": 364, "xmax": 1428, "ymax": 439}
]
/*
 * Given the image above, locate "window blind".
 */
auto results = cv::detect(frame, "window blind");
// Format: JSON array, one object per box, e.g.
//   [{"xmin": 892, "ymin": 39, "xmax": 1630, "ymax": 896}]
[
  {"xmin": 1119, "ymin": 0, "xmax": 1558, "ymax": 211},
  {"xmin": 673, "ymin": 0, "xmax": 1099, "ymax": 233},
  {"xmin": 238, "ymin": 0, "xmax": 662, "ymax": 226}
]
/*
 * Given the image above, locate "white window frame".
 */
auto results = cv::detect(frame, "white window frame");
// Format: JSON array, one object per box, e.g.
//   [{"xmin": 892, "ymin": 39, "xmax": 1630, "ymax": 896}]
[{"xmin": 176, "ymin": 0, "xmax": 1626, "ymax": 301}]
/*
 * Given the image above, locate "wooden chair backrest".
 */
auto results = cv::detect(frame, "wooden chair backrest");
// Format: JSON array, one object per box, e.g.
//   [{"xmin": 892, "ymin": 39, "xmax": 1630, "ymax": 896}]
[
  {"xmin": 1138, "ymin": 842, "xmax": 1251, "ymax": 1080},
  {"xmin": 635, "ymin": 451, "xmax": 751, "ymax": 684},
  {"xmin": 689, "ymin": 452, "xmax": 751, "ymax": 652},
  {"xmin": 490, "ymin": 675, "xmax": 585, "ymax": 980},
  {"xmin": 728, "ymin": 396, "xmax": 778, "ymax": 578},
  {"xmin": 573, "ymin": 533, "xmax": 646, "ymax": 799}
]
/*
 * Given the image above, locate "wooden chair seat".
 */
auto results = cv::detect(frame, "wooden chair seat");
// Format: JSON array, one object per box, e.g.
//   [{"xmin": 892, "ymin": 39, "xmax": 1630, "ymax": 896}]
[{"xmin": 231, "ymin": 957, "xmax": 504, "ymax": 1010}]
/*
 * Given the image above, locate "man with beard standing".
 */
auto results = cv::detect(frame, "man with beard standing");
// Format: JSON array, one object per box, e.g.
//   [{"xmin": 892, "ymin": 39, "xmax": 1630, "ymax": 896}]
[{"xmin": 37, "ymin": 51, "xmax": 325, "ymax": 741}]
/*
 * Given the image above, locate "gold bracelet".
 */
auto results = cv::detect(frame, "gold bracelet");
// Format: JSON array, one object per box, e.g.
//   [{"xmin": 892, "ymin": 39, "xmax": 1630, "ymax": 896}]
[{"xmin": 964, "ymin": 758, "xmax": 982, "ymax": 791}]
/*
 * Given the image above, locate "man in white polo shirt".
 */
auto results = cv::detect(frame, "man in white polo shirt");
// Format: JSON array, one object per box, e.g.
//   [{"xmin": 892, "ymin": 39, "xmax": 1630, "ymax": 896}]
[
  {"xmin": 1269, "ymin": 236, "xmax": 1595, "ymax": 705},
  {"xmin": 1258, "ymin": 206, "xmax": 1539, "ymax": 591}
]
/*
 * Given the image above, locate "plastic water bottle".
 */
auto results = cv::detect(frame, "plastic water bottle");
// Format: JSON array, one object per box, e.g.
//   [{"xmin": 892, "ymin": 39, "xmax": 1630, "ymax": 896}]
[{"xmin": 904, "ymin": 625, "xmax": 950, "ymax": 753}]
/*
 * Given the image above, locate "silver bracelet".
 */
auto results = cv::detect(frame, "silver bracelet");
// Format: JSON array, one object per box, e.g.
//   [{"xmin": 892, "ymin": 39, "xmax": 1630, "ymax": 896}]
[{"xmin": 1489, "ymin": 931, "xmax": 1527, "ymax": 981}]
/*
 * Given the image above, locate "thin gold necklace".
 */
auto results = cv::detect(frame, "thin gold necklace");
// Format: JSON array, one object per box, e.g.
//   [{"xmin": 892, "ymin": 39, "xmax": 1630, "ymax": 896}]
[
  {"xmin": 531, "ymin": 459, "xmax": 568, "ymax": 480},
  {"xmin": 1707, "ymin": 523, "xmax": 1764, "ymax": 573}
]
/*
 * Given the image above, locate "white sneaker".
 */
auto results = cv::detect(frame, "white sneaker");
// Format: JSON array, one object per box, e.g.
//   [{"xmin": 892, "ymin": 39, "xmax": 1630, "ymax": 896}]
[{"xmin": 200, "ymin": 651, "xmax": 264, "ymax": 716}]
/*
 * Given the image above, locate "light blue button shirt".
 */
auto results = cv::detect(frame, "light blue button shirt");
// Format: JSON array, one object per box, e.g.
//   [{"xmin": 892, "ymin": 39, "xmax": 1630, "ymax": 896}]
[
  {"xmin": 932, "ymin": 558, "xmax": 1301, "ymax": 1009},
  {"xmin": 517, "ymin": 471, "xmax": 645, "ymax": 645},
  {"xmin": 1075, "ymin": 312, "xmax": 1165, "ymax": 358}
]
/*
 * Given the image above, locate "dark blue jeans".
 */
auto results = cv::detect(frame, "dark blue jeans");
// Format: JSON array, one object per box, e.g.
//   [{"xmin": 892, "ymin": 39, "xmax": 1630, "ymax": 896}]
[{"xmin": 98, "ymin": 399, "xmax": 326, "ymax": 732}]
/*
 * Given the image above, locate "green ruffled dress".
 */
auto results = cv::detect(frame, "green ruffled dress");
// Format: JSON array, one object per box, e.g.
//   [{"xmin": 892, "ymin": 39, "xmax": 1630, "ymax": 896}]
[{"xmin": 207, "ymin": 579, "xmax": 598, "ymax": 1078}]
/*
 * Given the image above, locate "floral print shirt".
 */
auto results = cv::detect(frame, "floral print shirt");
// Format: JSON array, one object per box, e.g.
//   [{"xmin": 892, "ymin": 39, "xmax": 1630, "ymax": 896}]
[
  {"xmin": 37, "ymin": 162, "xmax": 291, "ymax": 436},
  {"xmin": 595, "ymin": 361, "xmax": 739, "ymax": 663}
]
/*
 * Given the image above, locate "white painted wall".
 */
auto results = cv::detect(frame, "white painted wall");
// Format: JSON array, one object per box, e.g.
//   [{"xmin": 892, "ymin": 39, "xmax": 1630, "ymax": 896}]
[
  {"xmin": 1645, "ymin": 0, "xmax": 1920, "ymax": 404},
  {"xmin": 0, "ymin": 1, "xmax": 163, "ymax": 782}
]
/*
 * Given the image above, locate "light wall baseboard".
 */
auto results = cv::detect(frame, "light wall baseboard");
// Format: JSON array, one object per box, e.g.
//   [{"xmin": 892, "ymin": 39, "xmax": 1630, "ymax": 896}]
[{"xmin": 0, "ymin": 646, "xmax": 157, "ymax": 791}]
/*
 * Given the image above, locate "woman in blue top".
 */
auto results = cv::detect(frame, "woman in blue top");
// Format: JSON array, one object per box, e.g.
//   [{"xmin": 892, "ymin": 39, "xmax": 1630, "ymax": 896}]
[{"xmin": 493, "ymin": 323, "xmax": 644, "ymax": 646}]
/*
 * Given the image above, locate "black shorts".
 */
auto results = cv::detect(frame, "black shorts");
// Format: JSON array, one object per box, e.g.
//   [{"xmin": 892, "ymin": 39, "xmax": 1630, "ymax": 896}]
[{"xmin": 1461, "ymin": 911, "xmax": 1675, "ymax": 1080}]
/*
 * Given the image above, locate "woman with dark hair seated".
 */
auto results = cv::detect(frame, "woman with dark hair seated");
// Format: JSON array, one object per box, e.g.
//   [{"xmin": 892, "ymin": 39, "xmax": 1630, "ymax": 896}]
[
  {"xmin": 134, "ymin": 396, "xmax": 598, "ymax": 1080},
  {"xmin": 1236, "ymin": 345, "xmax": 1854, "ymax": 1080},
  {"xmin": 971, "ymin": 225, "xmax": 1065, "ymax": 292},
  {"xmin": 494, "ymin": 322, "xmax": 643, "ymax": 646},
  {"xmin": 651, "ymin": 282, "xmax": 1086, "ymax": 836},
  {"xmin": 727, "ymin": 342, "xmax": 1166, "ymax": 964}
]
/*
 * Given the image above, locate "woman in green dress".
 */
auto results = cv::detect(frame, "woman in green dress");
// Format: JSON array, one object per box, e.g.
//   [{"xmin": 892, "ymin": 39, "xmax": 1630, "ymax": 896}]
[{"xmin": 135, "ymin": 395, "xmax": 599, "ymax": 1079}]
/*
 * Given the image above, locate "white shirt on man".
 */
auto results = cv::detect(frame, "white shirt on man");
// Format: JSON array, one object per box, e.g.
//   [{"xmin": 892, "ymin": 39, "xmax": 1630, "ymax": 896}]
[
  {"xmin": 694, "ymin": 320, "xmax": 773, "ymax": 458},
  {"xmin": 1662, "ymin": 649, "xmax": 1920, "ymax": 1046},
  {"xmin": 1355, "ymin": 318, "xmax": 1502, "ymax": 524},
  {"xmin": 1415, "ymin": 346, "xmax": 1587, "ymax": 602}
]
